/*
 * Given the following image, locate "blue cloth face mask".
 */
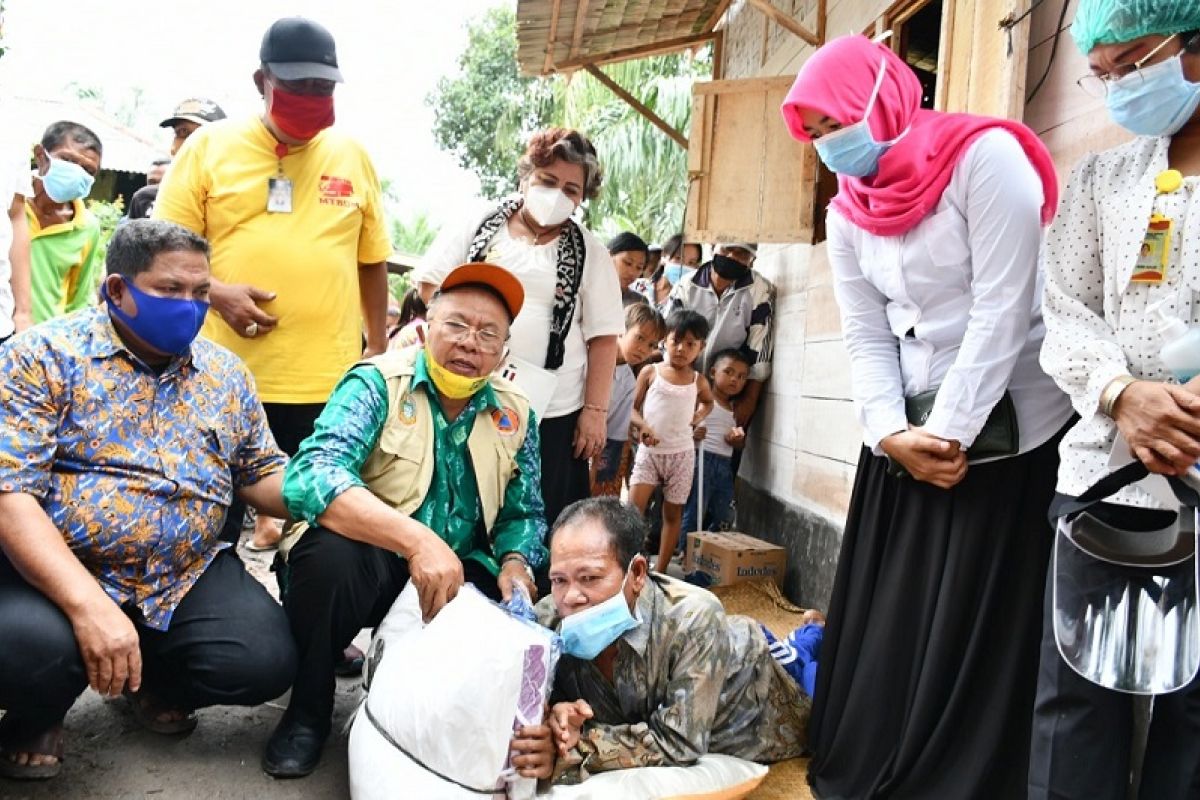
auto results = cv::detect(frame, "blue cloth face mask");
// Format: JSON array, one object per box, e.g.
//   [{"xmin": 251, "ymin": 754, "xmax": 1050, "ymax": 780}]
[
  {"xmin": 663, "ymin": 261, "xmax": 685, "ymax": 286},
  {"xmin": 814, "ymin": 56, "xmax": 909, "ymax": 178},
  {"xmin": 1107, "ymin": 52, "xmax": 1200, "ymax": 137},
  {"xmin": 559, "ymin": 562, "xmax": 641, "ymax": 660},
  {"xmin": 40, "ymin": 156, "xmax": 95, "ymax": 203},
  {"xmin": 104, "ymin": 279, "xmax": 210, "ymax": 356}
]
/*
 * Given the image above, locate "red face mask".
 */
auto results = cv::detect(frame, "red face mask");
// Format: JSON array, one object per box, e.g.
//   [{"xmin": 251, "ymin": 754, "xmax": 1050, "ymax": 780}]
[{"xmin": 266, "ymin": 81, "xmax": 335, "ymax": 141}]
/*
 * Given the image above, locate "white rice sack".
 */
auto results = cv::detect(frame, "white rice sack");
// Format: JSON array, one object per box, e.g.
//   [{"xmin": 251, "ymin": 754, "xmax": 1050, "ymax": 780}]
[
  {"xmin": 349, "ymin": 583, "xmax": 557, "ymax": 800},
  {"xmin": 537, "ymin": 754, "xmax": 769, "ymax": 799}
]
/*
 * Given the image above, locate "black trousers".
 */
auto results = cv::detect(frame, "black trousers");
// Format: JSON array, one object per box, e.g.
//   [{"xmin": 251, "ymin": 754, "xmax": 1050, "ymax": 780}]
[
  {"xmin": 0, "ymin": 551, "xmax": 297, "ymax": 745},
  {"xmin": 1028, "ymin": 565, "xmax": 1200, "ymax": 799},
  {"xmin": 218, "ymin": 402, "xmax": 325, "ymax": 545},
  {"xmin": 538, "ymin": 409, "xmax": 591, "ymax": 532},
  {"xmin": 281, "ymin": 525, "xmax": 501, "ymax": 731}
]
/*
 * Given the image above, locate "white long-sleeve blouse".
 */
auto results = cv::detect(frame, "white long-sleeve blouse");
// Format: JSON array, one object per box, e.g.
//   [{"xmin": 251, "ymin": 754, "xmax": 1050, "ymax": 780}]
[{"xmin": 828, "ymin": 129, "xmax": 1073, "ymax": 458}]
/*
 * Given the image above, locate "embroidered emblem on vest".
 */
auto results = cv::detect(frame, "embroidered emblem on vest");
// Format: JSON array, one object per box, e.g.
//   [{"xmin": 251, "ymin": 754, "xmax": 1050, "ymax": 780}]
[
  {"xmin": 399, "ymin": 397, "xmax": 418, "ymax": 425},
  {"xmin": 492, "ymin": 407, "xmax": 520, "ymax": 436}
]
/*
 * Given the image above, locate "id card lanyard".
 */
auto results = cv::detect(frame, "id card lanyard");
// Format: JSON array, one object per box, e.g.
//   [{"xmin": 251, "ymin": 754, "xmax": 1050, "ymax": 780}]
[
  {"xmin": 1131, "ymin": 169, "xmax": 1183, "ymax": 285},
  {"xmin": 267, "ymin": 142, "xmax": 293, "ymax": 214}
]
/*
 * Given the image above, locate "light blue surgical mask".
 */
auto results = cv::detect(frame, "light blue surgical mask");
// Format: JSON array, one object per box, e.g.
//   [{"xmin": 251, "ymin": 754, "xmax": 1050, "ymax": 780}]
[
  {"xmin": 40, "ymin": 155, "xmax": 95, "ymax": 203},
  {"xmin": 663, "ymin": 262, "xmax": 685, "ymax": 286},
  {"xmin": 1107, "ymin": 52, "xmax": 1200, "ymax": 137},
  {"xmin": 814, "ymin": 56, "xmax": 908, "ymax": 178},
  {"xmin": 559, "ymin": 562, "xmax": 641, "ymax": 660}
]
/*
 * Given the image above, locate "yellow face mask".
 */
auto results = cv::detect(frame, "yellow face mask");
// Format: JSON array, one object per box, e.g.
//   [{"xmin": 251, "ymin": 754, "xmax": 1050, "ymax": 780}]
[{"xmin": 424, "ymin": 348, "xmax": 489, "ymax": 400}]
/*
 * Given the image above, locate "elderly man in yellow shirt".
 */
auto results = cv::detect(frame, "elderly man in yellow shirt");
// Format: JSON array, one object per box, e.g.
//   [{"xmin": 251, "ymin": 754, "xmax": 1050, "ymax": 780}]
[{"xmin": 155, "ymin": 16, "xmax": 392, "ymax": 552}]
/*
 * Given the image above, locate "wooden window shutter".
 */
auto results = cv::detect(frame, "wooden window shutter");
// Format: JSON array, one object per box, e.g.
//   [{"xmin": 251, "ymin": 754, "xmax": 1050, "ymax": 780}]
[
  {"xmin": 685, "ymin": 75, "xmax": 818, "ymax": 245},
  {"xmin": 937, "ymin": 0, "xmax": 1030, "ymax": 119}
]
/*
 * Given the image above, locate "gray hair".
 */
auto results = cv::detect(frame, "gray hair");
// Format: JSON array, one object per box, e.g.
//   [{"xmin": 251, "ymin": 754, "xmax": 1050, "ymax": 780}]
[
  {"xmin": 106, "ymin": 219, "xmax": 210, "ymax": 279},
  {"xmin": 516, "ymin": 128, "xmax": 604, "ymax": 200},
  {"xmin": 552, "ymin": 497, "xmax": 646, "ymax": 567}
]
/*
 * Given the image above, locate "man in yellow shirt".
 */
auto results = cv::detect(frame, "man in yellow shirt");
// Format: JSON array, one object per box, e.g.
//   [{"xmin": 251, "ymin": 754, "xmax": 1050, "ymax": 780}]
[{"xmin": 155, "ymin": 16, "xmax": 392, "ymax": 551}]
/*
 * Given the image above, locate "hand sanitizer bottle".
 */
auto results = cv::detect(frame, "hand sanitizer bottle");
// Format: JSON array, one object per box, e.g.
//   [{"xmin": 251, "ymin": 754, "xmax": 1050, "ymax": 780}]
[{"xmin": 1157, "ymin": 309, "xmax": 1200, "ymax": 383}]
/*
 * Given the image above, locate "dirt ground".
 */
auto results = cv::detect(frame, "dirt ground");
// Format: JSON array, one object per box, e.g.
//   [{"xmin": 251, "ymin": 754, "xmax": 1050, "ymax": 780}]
[
  {"xmin": 0, "ymin": 534, "xmax": 816, "ymax": 800},
  {"xmin": 0, "ymin": 538, "xmax": 365, "ymax": 800}
]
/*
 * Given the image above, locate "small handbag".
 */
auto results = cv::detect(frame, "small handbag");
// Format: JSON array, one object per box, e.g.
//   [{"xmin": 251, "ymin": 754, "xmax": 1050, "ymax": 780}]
[{"xmin": 886, "ymin": 388, "xmax": 1019, "ymax": 478}]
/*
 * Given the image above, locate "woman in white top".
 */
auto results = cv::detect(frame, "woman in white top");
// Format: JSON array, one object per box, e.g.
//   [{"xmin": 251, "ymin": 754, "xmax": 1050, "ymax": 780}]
[
  {"xmin": 416, "ymin": 128, "xmax": 624, "ymax": 531},
  {"xmin": 1034, "ymin": 3, "xmax": 1200, "ymax": 796},
  {"xmin": 781, "ymin": 35, "xmax": 1070, "ymax": 799}
]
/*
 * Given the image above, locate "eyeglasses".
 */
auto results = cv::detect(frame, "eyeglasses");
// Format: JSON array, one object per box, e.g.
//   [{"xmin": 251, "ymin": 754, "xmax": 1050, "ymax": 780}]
[
  {"xmin": 431, "ymin": 318, "xmax": 507, "ymax": 354},
  {"xmin": 1076, "ymin": 34, "xmax": 1179, "ymax": 98}
]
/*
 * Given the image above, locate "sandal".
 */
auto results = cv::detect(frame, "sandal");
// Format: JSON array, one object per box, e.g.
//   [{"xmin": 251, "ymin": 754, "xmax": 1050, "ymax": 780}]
[
  {"xmin": 0, "ymin": 723, "xmax": 64, "ymax": 781},
  {"xmin": 124, "ymin": 689, "xmax": 198, "ymax": 735}
]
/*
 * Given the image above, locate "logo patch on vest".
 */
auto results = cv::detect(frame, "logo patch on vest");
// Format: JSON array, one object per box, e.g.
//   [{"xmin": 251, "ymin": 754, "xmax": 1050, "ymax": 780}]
[
  {"xmin": 492, "ymin": 407, "xmax": 520, "ymax": 436},
  {"xmin": 399, "ymin": 397, "xmax": 418, "ymax": 425}
]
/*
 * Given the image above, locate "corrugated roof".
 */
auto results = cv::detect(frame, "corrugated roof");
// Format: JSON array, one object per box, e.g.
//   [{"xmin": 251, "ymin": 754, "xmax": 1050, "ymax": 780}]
[
  {"xmin": 517, "ymin": 0, "xmax": 729, "ymax": 75},
  {"xmin": 5, "ymin": 95, "xmax": 169, "ymax": 174}
]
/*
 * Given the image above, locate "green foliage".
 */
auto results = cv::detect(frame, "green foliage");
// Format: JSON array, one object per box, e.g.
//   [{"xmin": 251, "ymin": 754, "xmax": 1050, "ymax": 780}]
[
  {"xmin": 388, "ymin": 271, "xmax": 412, "ymax": 303},
  {"xmin": 427, "ymin": 7, "xmax": 558, "ymax": 199},
  {"xmin": 391, "ymin": 211, "xmax": 439, "ymax": 257},
  {"xmin": 428, "ymin": 5, "xmax": 710, "ymax": 244},
  {"xmin": 560, "ymin": 54, "xmax": 709, "ymax": 244},
  {"xmin": 66, "ymin": 83, "xmax": 149, "ymax": 129},
  {"xmin": 86, "ymin": 196, "xmax": 125, "ymax": 267}
]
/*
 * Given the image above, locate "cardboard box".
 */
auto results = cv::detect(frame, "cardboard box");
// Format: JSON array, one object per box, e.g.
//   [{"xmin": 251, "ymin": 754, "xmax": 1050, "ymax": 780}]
[{"xmin": 684, "ymin": 531, "xmax": 787, "ymax": 587}]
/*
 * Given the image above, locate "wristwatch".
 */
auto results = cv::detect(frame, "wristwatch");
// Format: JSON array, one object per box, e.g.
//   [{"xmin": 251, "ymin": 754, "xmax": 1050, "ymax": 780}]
[{"xmin": 501, "ymin": 553, "xmax": 535, "ymax": 583}]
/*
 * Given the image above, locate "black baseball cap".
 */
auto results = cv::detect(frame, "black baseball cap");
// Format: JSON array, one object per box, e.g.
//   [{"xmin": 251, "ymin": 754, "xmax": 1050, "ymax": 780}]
[
  {"xmin": 260, "ymin": 17, "xmax": 343, "ymax": 83},
  {"xmin": 159, "ymin": 98, "xmax": 226, "ymax": 128}
]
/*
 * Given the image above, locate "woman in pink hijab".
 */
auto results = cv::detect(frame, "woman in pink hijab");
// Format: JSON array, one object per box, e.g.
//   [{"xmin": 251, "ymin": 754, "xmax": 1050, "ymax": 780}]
[{"xmin": 781, "ymin": 35, "xmax": 1071, "ymax": 799}]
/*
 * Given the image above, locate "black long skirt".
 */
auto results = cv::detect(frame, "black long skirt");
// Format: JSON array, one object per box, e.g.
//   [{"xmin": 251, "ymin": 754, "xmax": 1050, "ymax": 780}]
[{"xmin": 808, "ymin": 431, "xmax": 1063, "ymax": 799}]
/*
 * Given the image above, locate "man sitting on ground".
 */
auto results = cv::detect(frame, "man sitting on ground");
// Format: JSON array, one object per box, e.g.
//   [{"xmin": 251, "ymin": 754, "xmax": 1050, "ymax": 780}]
[
  {"xmin": 265, "ymin": 262, "xmax": 548, "ymax": 778},
  {"xmin": 0, "ymin": 219, "xmax": 297, "ymax": 782},
  {"xmin": 514, "ymin": 497, "xmax": 812, "ymax": 783}
]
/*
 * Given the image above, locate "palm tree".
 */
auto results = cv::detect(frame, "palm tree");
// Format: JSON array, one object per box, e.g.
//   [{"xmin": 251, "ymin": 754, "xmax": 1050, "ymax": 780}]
[{"xmin": 559, "ymin": 53, "xmax": 711, "ymax": 244}]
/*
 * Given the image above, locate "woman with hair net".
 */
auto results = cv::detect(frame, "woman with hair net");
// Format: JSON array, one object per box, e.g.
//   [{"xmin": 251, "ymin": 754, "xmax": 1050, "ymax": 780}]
[{"xmin": 1035, "ymin": 1, "xmax": 1200, "ymax": 797}]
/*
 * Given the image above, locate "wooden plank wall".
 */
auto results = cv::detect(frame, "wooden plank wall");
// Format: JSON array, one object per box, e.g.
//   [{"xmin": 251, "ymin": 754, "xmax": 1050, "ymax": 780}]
[
  {"xmin": 1023, "ymin": 0, "xmax": 1129, "ymax": 181},
  {"xmin": 723, "ymin": 0, "xmax": 889, "ymax": 525}
]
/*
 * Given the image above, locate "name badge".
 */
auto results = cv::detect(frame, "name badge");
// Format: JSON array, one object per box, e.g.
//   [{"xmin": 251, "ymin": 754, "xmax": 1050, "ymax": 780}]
[
  {"xmin": 1131, "ymin": 214, "xmax": 1172, "ymax": 284},
  {"xmin": 267, "ymin": 177, "xmax": 293, "ymax": 214}
]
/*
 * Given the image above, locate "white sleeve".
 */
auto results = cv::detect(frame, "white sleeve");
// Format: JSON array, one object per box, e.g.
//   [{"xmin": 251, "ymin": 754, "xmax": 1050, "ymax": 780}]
[
  {"xmin": 1039, "ymin": 154, "xmax": 1130, "ymax": 418},
  {"xmin": 10, "ymin": 153, "xmax": 31, "ymax": 199},
  {"xmin": 922, "ymin": 131, "xmax": 1045, "ymax": 446},
  {"xmin": 578, "ymin": 229, "xmax": 625, "ymax": 340},
  {"xmin": 413, "ymin": 213, "xmax": 480, "ymax": 287},
  {"xmin": 827, "ymin": 210, "xmax": 908, "ymax": 452}
]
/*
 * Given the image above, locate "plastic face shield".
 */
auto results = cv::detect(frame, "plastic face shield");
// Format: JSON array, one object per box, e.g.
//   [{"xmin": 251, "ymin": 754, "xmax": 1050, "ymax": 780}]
[{"xmin": 1053, "ymin": 509, "xmax": 1199, "ymax": 694}]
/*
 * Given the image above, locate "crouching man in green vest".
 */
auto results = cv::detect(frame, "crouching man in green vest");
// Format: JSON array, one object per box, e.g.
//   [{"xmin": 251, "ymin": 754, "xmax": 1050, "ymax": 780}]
[{"xmin": 262, "ymin": 263, "xmax": 549, "ymax": 779}]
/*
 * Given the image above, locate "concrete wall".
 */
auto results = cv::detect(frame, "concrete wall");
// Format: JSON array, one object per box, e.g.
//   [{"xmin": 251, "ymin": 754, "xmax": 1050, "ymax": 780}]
[{"xmin": 716, "ymin": 0, "xmax": 1122, "ymax": 609}]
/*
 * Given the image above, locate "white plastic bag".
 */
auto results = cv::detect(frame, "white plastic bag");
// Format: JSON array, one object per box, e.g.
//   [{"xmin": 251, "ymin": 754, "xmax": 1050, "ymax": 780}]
[{"xmin": 349, "ymin": 582, "xmax": 558, "ymax": 800}]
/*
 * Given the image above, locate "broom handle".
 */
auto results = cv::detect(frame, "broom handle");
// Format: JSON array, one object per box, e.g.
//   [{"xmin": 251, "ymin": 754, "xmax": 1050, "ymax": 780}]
[{"xmin": 697, "ymin": 440, "xmax": 705, "ymax": 531}]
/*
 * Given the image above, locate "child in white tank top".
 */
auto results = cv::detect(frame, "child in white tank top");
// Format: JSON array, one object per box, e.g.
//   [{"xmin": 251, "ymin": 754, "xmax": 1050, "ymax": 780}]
[{"xmin": 630, "ymin": 311, "xmax": 714, "ymax": 573}]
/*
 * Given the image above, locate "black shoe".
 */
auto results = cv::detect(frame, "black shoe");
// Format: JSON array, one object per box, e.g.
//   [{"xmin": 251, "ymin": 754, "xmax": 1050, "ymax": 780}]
[
  {"xmin": 333, "ymin": 644, "xmax": 365, "ymax": 677},
  {"xmin": 262, "ymin": 716, "xmax": 328, "ymax": 778}
]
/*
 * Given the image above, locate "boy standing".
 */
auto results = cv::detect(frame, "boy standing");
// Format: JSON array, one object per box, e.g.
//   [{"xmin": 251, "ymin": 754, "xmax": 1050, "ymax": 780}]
[
  {"xmin": 681, "ymin": 349, "xmax": 750, "ymax": 538},
  {"xmin": 592, "ymin": 303, "xmax": 665, "ymax": 497},
  {"xmin": 629, "ymin": 311, "xmax": 714, "ymax": 573}
]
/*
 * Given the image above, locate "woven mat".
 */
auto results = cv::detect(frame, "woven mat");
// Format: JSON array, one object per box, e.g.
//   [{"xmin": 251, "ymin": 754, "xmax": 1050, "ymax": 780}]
[
  {"xmin": 710, "ymin": 580, "xmax": 809, "ymax": 638},
  {"xmin": 710, "ymin": 581, "xmax": 814, "ymax": 799}
]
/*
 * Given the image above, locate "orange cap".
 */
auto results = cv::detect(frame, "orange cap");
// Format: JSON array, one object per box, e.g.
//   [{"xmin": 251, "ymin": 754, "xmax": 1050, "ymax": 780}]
[{"xmin": 438, "ymin": 262, "xmax": 525, "ymax": 319}]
